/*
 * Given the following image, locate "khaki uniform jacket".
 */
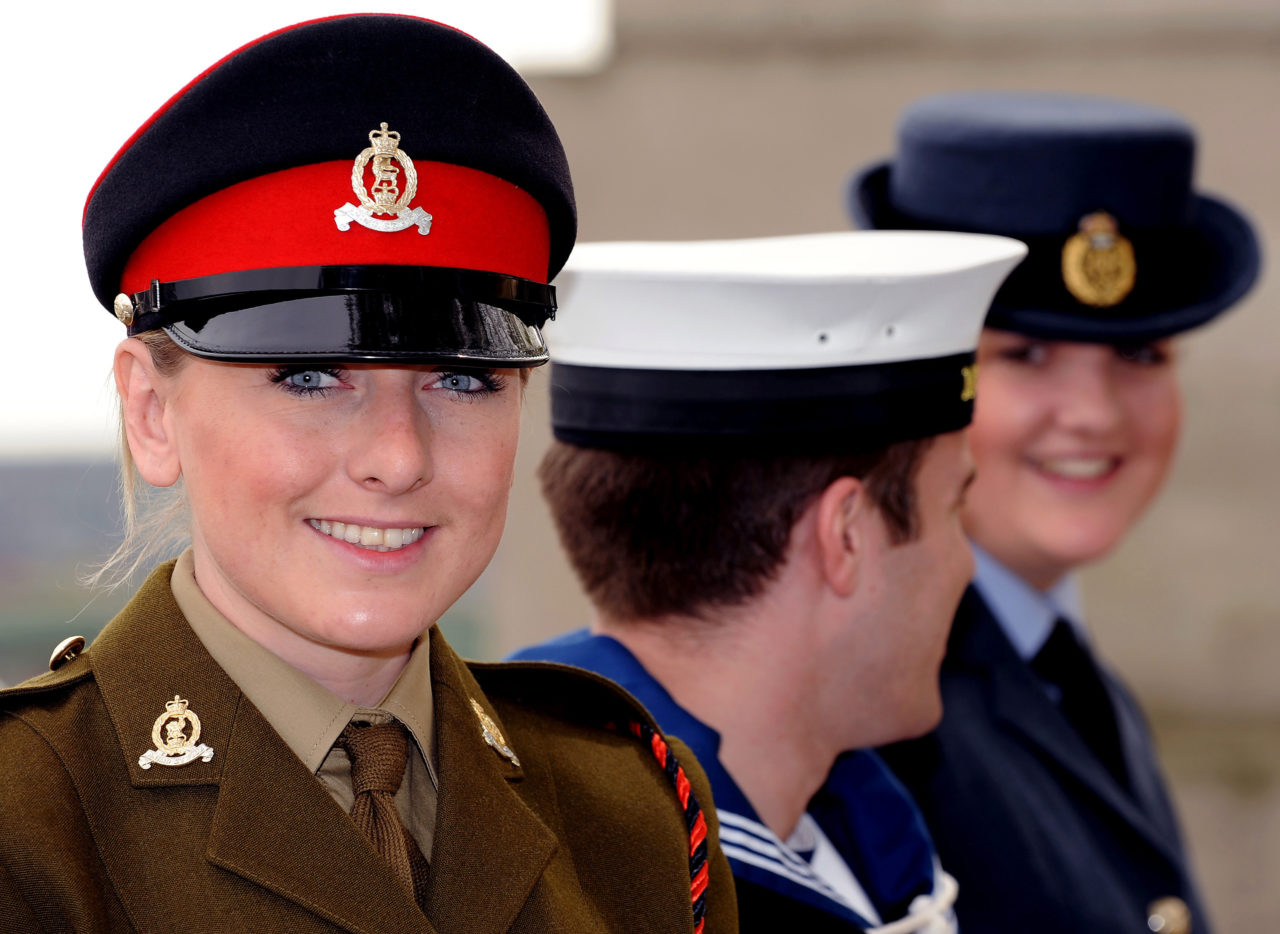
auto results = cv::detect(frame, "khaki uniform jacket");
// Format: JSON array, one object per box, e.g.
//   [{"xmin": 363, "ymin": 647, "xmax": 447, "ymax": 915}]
[{"xmin": 0, "ymin": 564, "xmax": 737, "ymax": 934}]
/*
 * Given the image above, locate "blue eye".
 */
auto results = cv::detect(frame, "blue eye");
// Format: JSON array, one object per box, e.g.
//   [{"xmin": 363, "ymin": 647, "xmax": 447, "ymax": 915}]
[
  {"xmin": 432, "ymin": 370, "xmax": 503, "ymax": 396},
  {"xmin": 269, "ymin": 366, "xmax": 345, "ymax": 396}
]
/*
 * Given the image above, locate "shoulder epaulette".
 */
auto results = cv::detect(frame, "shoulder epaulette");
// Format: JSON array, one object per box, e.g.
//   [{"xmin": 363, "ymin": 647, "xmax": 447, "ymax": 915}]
[{"xmin": 471, "ymin": 660, "xmax": 709, "ymax": 933}]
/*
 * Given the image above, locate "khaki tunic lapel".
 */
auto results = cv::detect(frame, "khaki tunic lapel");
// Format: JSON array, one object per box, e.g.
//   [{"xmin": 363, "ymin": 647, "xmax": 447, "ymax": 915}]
[
  {"xmin": 88, "ymin": 563, "xmax": 434, "ymax": 934},
  {"xmin": 422, "ymin": 626, "xmax": 558, "ymax": 934}
]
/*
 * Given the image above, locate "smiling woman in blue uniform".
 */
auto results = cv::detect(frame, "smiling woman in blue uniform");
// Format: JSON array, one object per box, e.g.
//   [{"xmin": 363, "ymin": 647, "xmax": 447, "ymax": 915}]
[
  {"xmin": 512, "ymin": 231, "xmax": 1027, "ymax": 933},
  {"xmin": 0, "ymin": 16, "xmax": 736, "ymax": 933},
  {"xmin": 849, "ymin": 91, "xmax": 1262, "ymax": 934}
]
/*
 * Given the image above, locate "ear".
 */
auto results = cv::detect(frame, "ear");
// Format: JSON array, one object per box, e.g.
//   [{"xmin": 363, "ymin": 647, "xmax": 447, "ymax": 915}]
[
  {"xmin": 114, "ymin": 338, "xmax": 182, "ymax": 487},
  {"xmin": 813, "ymin": 476, "xmax": 870, "ymax": 599}
]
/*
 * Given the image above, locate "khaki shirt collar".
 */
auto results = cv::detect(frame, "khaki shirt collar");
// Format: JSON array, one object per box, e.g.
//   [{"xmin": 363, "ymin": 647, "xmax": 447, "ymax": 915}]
[{"xmin": 170, "ymin": 548, "xmax": 436, "ymax": 783}]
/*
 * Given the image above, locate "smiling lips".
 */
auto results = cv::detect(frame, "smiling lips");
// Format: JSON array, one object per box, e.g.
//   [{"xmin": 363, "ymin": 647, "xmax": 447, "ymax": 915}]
[
  {"xmin": 1032, "ymin": 456, "xmax": 1119, "ymax": 481},
  {"xmin": 308, "ymin": 519, "xmax": 426, "ymax": 552}
]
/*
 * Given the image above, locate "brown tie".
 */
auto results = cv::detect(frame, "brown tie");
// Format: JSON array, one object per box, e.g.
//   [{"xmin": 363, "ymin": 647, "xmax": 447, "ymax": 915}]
[{"xmin": 337, "ymin": 721, "xmax": 431, "ymax": 904}]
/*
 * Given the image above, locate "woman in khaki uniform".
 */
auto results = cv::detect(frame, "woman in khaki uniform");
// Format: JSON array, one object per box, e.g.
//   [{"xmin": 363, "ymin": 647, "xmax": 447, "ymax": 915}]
[{"xmin": 0, "ymin": 15, "xmax": 734, "ymax": 934}]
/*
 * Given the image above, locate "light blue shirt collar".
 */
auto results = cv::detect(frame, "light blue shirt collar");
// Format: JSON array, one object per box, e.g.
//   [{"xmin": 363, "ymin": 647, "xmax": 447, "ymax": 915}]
[{"xmin": 970, "ymin": 543, "xmax": 1087, "ymax": 662}]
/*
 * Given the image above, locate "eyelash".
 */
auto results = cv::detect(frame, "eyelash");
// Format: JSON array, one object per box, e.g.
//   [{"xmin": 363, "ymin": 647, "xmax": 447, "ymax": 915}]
[
  {"xmin": 267, "ymin": 366, "xmax": 506, "ymax": 398},
  {"xmin": 1114, "ymin": 344, "xmax": 1171, "ymax": 366},
  {"xmin": 994, "ymin": 342, "xmax": 1170, "ymax": 368},
  {"xmin": 269, "ymin": 365, "xmax": 345, "ymax": 397},
  {"xmin": 996, "ymin": 342, "xmax": 1048, "ymax": 365},
  {"xmin": 433, "ymin": 370, "xmax": 506, "ymax": 399}
]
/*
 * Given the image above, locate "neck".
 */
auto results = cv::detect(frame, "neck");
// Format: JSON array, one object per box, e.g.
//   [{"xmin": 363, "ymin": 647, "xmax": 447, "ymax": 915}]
[
  {"xmin": 303, "ymin": 650, "xmax": 413, "ymax": 707},
  {"xmin": 597, "ymin": 598, "xmax": 839, "ymax": 840},
  {"xmin": 189, "ymin": 550, "xmax": 412, "ymax": 706}
]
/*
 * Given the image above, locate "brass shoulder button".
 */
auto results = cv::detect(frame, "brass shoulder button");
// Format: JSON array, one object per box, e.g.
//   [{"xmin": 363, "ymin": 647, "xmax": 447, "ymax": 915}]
[
  {"xmin": 48, "ymin": 635, "xmax": 86, "ymax": 671},
  {"xmin": 1147, "ymin": 896, "xmax": 1191, "ymax": 934}
]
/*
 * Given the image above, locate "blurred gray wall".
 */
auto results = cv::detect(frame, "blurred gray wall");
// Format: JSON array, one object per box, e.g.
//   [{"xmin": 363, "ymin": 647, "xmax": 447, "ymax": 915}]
[{"xmin": 487, "ymin": 1, "xmax": 1279, "ymax": 928}]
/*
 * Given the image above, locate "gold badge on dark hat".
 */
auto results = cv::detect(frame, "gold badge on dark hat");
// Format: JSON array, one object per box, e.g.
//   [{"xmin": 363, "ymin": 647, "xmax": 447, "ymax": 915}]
[
  {"xmin": 1061, "ymin": 211, "xmax": 1137, "ymax": 308},
  {"xmin": 138, "ymin": 695, "xmax": 215, "ymax": 769},
  {"xmin": 334, "ymin": 122, "xmax": 433, "ymax": 235},
  {"xmin": 470, "ymin": 697, "xmax": 520, "ymax": 767}
]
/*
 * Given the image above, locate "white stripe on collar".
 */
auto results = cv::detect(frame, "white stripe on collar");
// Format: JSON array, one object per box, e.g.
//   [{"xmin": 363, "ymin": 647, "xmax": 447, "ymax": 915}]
[{"xmin": 718, "ymin": 809, "xmax": 878, "ymax": 922}]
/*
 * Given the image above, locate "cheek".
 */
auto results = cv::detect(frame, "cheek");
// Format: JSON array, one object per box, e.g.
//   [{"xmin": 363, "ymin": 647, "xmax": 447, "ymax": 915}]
[
  {"xmin": 1133, "ymin": 379, "xmax": 1182, "ymax": 463},
  {"xmin": 178, "ymin": 407, "xmax": 326, "ymax": 523},
  {"xmin": 1122, "ymin": 376, "xmax": 1182, "ymax": 501},
  {"xmin": 433, "ymin": 408, "xmax": 521, "ymax": 520},
  {"xmin": 968, "ymin": 373, "xmax": 1042, "ymax": 472}
]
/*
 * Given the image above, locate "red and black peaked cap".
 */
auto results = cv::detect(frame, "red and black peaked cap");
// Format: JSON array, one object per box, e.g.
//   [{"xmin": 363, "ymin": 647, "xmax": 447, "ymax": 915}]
[{"xmin": 83, "ymin": 14, "xmax": 576, "ymax": 365}]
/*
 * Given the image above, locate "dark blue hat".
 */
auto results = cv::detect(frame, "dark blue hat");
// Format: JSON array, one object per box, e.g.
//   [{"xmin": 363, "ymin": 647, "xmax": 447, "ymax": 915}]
[
  {"xmin": 84, "ymin": 14, "xmax": 575, "ymax": 365},
  {"xmin": 847, "ymin": 92, "xmax": 1261, "ymax": 343}
]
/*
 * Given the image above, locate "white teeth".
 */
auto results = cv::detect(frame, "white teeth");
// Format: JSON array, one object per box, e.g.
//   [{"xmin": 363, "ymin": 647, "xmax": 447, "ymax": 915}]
[
  {"xmin": 1038, "ymin": 458, "xmax": 1114, "ymax": 479},
  {"xmin": 309, "ymin": 519, "xmax": 424, "ymax": 552}
]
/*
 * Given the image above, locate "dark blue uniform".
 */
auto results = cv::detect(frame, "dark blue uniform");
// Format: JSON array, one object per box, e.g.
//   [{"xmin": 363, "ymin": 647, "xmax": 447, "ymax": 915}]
[{"xmin": 880, "ymin": 587, "xmax": 1210, "ymax": 933}]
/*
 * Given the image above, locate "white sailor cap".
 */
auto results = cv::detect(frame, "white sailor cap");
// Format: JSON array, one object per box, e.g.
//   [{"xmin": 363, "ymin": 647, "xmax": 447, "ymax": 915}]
[{"xmin": 547, "ymin": 231, "xmax": 1026, "ymax": 451}]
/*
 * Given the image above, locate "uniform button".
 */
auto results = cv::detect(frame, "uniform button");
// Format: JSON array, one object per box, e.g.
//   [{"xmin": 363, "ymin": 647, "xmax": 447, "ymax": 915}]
[
  {"xmin": 48, "ymin": 635, "xmax": 86, "ymax": 671},
  {"xmin": 1147, "ymin": 896, "xmax": 1191, "ymax": 934}
]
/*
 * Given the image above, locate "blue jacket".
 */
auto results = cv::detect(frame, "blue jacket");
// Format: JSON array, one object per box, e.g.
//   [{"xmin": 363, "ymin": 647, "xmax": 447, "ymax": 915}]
[
  {"xmin": 511, "ymin": 630, "xmax": 949, "ymax": 933},
  {"xmin": 880, "ymin": 586, "xmax": 1210, "ymax": 933}
]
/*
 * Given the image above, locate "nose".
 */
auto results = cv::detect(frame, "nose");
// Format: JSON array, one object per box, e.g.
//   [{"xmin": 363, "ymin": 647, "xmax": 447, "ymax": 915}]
[
  {"xmin": 1054, "ymin": 350, "xmax": 1125, "ymax": 436},
  {"xmin": 345, "ymin": 377, "xmax": 433, "ymax": 495}
]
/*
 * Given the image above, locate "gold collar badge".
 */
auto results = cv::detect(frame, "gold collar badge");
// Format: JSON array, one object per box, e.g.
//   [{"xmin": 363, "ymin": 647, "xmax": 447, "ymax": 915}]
[
  {"xmin": 138, "ymin": 695, "xmax": 215, "ymax": 769},
  {"xmin": 334, "ymin": 123, "xmax": 433, "ymax": 235},
  {"xmin": 1061, "ymin": 211, "xmax": 1137, "ymax": 308},
  {"xmin": 470, "ymin": 698, "xmax": 520, "ymax": 767}
]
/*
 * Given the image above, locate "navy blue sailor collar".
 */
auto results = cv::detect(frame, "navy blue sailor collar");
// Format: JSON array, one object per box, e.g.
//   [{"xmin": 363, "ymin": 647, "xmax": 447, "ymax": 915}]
[{"xmin": 508, "ymin": 628, "xmax": 939, "ymax": 927}]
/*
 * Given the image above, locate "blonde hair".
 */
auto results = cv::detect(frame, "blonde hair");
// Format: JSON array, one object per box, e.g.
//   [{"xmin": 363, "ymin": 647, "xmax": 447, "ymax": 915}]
[{"xmin": 85, "ymin": 331, "xmax": 191, "ymax": 590}]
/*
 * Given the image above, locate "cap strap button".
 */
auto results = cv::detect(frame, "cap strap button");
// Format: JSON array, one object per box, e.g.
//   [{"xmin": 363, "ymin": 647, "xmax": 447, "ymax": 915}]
[{"xmin": 113, "ymin": 293, "xmax": 134, "ymax": 326}]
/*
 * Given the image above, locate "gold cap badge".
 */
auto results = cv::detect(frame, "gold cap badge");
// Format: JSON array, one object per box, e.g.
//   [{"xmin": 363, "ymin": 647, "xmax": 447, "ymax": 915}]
[
  {"xmin": 1061, "ymin": 211, "xmax": 1137, "ymax": 308},
  {"xmin": 960, "ymin": 364, "xmax": 978, "ymax": 403},
  {"xmin": 334, "ymin": 123, "xmax": 433, "ymax": 235},
  {"xmin": 138, "ymin": 695, "xmax": 215, "ymax": 769},
  {"xmin": 470, "ymin": 698, "xmax": 520, "ymax": 767}
]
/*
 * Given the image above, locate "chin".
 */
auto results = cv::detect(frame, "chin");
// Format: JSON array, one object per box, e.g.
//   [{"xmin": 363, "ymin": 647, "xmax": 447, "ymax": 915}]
[
  {"xmin": 307, "ymin": 606, "xmax": 436, "ymax": 654},
  {"xmin": 1036, "ymin": 524, "xmax": 1131, "ymax": 575},
  {"xmin": 892, "ymin": 693, "xmax": 945, "ymax": 743}
]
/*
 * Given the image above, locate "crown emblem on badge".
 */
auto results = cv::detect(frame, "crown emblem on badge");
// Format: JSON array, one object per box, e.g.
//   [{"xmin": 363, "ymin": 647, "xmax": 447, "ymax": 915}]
[
  {"xmin": 1061, "ymin": 212, "xmax": 1137, "ymax": 308},
  {"xmin": 334, "ymin": 122, "xmax": 433, "ymax": 235},
  {"xmin": 138, "ymin": 694, "xmax": 215, "ymax": 769}
]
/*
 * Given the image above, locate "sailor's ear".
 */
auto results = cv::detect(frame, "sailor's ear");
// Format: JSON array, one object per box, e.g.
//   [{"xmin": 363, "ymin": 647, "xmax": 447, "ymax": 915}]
[{"xmin": 813, "ymin": 475, "xmax": 870, "ymax": 598}]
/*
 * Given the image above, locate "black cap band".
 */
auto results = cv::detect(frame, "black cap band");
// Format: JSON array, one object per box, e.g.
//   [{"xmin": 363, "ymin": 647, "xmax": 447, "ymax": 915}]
[{"xmin": 550, "ymin": 353, "xmax": 976, "ymax": 453}]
